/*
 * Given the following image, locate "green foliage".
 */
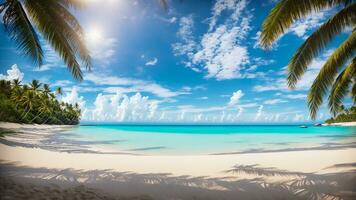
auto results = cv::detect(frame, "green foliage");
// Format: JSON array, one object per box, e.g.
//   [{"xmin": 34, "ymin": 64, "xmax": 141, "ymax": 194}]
[
  {"xmin": 325, "ymin": 106, "xmax": 356, "ymax": 123},
  {"xmin": 0, "ymin": 0, "xmax": 91, "ymax": 81},
  {"xmin": 260, "ymin": 0, "xmax": 356, "ymax": 120},
  {"xmin": 0, "ymin": 79, "xmax": 80, "ymax": 125}
]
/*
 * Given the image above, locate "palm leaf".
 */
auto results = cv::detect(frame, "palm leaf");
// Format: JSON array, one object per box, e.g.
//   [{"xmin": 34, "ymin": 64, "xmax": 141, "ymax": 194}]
[
  {"xmin": 58, "ymin": 0, "xmax": 85, "ymax": 9},
  {"xmin": 308, "ymin": 32, "xmax": 356, "ymax": 119},
  {"xmin": 260, "ymin": 0, "xmax": 350, "ymax": 49},
  {"xmin": 42, "ymin": 1, "xmax": 91, "ymax": 69},
  {"xmin": 328, "ymin": 57, "xmax": 356, "ymax": 116},
  {"xmin": 159, "ymin": 0, "xmax": 168, "ymax": 10},
  {"xmin": 352, "ymin": 80, "xmax": 356, "ymax": 103},
  {"xmin": 1, "ymin": 0, "xmax": 43, "ymax": 65},
  {"xmin": 287, "ymin": 4, "xmax": 356, "ymax": 88},
  {"xmin": 23, "ymin": 0, "xmax": 88, "ymax": 80}
]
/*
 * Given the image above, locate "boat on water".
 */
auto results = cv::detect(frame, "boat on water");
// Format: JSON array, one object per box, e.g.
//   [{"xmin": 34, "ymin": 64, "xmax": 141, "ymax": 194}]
[{"xmin": 299, "ymin": 125, "xmax": 308, "ymax": 128}]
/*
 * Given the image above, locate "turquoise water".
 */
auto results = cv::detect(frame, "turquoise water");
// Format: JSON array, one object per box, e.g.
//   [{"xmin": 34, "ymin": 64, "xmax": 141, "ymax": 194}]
[{"xmin": 63, "ymin": 125, "xmax": 356, "ymax": 155}]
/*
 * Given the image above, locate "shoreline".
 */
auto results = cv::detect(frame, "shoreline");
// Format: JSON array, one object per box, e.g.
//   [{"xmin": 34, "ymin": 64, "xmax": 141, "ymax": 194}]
[
  {"xmin": 1, "ymin": 122, "xmax": 355, "ymax": 176},
  {"xmin": 324, "ymin": 121, "xmax": 356, "ymax": 127},
  {"xmin": 1, "ymin": 122, "xmax": 356, "ymax": 199}
]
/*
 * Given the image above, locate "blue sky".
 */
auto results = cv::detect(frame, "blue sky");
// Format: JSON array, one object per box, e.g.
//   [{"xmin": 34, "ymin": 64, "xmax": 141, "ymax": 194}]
[{"xmin": 0, "ymin": 0, "xmax": 351, "ymax": 123}]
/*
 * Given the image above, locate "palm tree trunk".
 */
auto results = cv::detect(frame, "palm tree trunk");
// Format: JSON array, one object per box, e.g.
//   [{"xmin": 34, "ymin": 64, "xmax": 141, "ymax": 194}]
[
  {"xmin": 20, "ymin": 108, "xmax": 31, "ymax": 121},
  {"xmin": 29, "ymin": 111, "xmax": 44, "ymax": 123}
]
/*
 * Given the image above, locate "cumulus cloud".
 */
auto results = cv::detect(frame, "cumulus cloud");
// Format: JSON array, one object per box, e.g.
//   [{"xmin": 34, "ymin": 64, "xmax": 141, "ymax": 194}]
[
  {"xmin": 228, "ymin": 90, "xmax": 244, "ymax": 106},
  {"xmin": 0, "ymin": 64, "xmax": 24, "ymax": 81},
  {"xmin": 83, "ymin": 92, "xmax": 159, "ymax": 122},
  {"xmin": 60, "ymin": 87, "xmax": 86, "ymax": 110}
]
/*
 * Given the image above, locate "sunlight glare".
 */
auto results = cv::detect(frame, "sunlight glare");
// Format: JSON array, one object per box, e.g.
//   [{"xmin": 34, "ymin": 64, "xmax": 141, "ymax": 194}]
[{"xmin": 85, "ymin": 27, "xmax": 103, "ymax": 44}]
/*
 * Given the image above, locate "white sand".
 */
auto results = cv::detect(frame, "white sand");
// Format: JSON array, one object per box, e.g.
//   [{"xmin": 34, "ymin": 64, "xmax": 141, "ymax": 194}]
[
  {"xmin": 1, "ymin": 122, "xmax": 356, "ymax": 199},
  {"xmin": 325, "ymin": 121, "xmax": 356, "ymax": 126},
  {"xmin": 0, "ymin": 122, "xmax": 355, "ymax": 177},
  {"xmin": 1, "ymin": 143, "xmax": 356, "ymax": 177}
]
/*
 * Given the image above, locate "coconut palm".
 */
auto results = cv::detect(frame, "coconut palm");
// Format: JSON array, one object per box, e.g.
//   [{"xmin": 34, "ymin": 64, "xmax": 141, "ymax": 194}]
[
  {"xmin": 20, "ymin": 90, "xmax": 37, "ymax": 120},
  {"xmin": 0, "ymin": 0, "xmax": 91, "ymax": 80},
  {"xmin": 11, "ymin": 79, "xmax": 21, "ymax": 88},
  {"xmin": 29, "ymin": 79, "xmax": 41, "ymax": 91},
  {"xmin": 260, "ymin": 0, "xmax": 356, "ymax": 119},
  {"xmin": 56, "ymin": 87, "xmax": 63, "ymax": 97},
  {"xmin": 43, "ymin": 84, "xmax": 51, "ymax": 96}
]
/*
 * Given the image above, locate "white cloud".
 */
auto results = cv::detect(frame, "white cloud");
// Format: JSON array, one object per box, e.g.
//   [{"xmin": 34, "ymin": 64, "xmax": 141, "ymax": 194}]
[
  {"xmin": 289, "ymin": 11, "xmax": 328, "ymax": 39},
  {"xmin": 52, "ymin": 80, "xmax": 73, "ymax": 87},
  {"xmin": 285, "ymin": 94, "xmax": 307, "ymax": 99},
  {"xmin": 172, "ymin": 0, "xmax": 267, "ymax": 80},
  {"xmin": 193, "ymin": 25, "xmax": 250, "ymax": 80},
  {"xmin": 228, "ymin": 90, "xmax": 244, "ymax": 106},
  {"xmin": 145, "ymin": 57, "xmax": 158, "ymax": 66},
  {"xmin": 84, "ymin": 28, "xmax": 117, "ymax": 64},
  {"xmin": 254, "ymin": 105, "xmax": 264, "ymax": 120},
  {"xmin": 84, "ymin": 73, "xmax": 189, "ymax": 98},
  {"xmin": 253, "ymin": 51, "xmax": 331, "ymax": 92},
  {"xmin": 32, "ymin": 42, "xmax": 63, "ymax": 72},
  {"xmin": 263, "ymin": 98, "xmax": 287, "ymax": 105},
  {"xmin": 83, "ymin": 92, "xmax": 159, "ymax": 122},
  {"xmin": 293, "ymin": 113, "xmax": 305, "ymax": 122},
  {"xmin": 0, "ymin": 64, "xmax": 24, "ymax": 81},
  {"xmin": 172, "ymin": 15, "xmax": 196, "ymax": 60},
  {"xmin": 61, "ymin": 87, "xmax": 86, "ymax": 110}
]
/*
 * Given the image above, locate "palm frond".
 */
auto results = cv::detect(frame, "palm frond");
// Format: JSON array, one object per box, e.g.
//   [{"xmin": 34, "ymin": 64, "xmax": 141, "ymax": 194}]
[
  {"xmin": 260, "ymin": 0, "xmax": 350, "ymax": 49},
  {"xmin": 328, "ymin": 57, "xmax": 356, "ymax": 116},
  {"xmin": 287, "ymin": 4, "xmax": 356, "ymax": 88},
  {"xmin": 159, "ymin": 0, "xmax": 168, "ymax": 11},
  {"xmin": 352, "ymin": 80, "xmax": 356, "ymax": 103},
  {"xmin": 58, "ymin": 0, "xmax": 86, "ymax": 9},
  {"xmin": 44, "ymin": 1, "xmax": 91, "ymax": 69},
  {"xmin": 23, "ymin": 0, "xmax": 90, "ymax": 80},
  {"xmin": 2, "ymin": 0, "xmax": 43, "ymax": 65},
  {"xmin": 308, "ymin": 32, "xmax": 356, "ymax": 119}
]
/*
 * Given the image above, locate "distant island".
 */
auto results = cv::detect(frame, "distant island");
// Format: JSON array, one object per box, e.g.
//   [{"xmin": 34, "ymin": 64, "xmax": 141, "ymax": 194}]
[{"xmin": 0, "ymin": 79, "xmax": 80, "ymax": 125}]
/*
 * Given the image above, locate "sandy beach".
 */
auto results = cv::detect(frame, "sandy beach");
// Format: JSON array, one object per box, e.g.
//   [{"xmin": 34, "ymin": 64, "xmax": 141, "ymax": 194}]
[
  {"xmin": 326, "ymin": 121, "xmax": 356, "ymax": 127},
  {"xmin": 1, "ymin": 122, "xmax": 356, "ymax": 199}
]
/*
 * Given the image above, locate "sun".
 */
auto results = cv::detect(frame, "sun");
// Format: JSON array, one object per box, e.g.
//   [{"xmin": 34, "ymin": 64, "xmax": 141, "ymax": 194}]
[{"xmin": 85, "ymin": 27, "xmax": 103, "ymax": 44}]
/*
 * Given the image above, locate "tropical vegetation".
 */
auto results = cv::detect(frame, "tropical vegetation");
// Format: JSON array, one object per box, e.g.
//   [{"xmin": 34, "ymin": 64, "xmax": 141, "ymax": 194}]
[
  {"xmin": 0, "ymin": 79, "xmax": 80, "ymax": 125},
  {"xmin": 0, "ymin": 0, "xmax": 91, "ymax": 80},
  {"xmin": 325, "ymin": 105, "xmax": 356, "ymax": 123},
  {"xmin": 260, "ymin": 0, "xmax": 356, "ymax": 120}
]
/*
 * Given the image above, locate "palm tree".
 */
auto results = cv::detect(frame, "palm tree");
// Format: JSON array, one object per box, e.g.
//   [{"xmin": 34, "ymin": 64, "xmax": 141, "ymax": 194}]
[
  {"xmin": 10, "ymin": 86, "xmax": 23, "ymax": 109},
  {"xmin": 11, "ymin": 79, "xmax": 22, "ymax": 88},
  {"xmin": 29, "ymin": 79, "xmax": 42, "ymax": 91},
  {"xmin": 56, "ymin": 87, "xmax": 63, "ymax": 97},
  {"xmin": 20, "ymin": 90, "xmax": 36, "ymax": 120},
  {"xmin": 260, "ymin": 0, "xmax": 356, "ymax": 119},
  {"xmin": 0, "ymin": 0, "xmax": 91, "ymax": 80},
  {"xmin": 43, "ymin": 84, "xmax": 51, "ymax": 96}
]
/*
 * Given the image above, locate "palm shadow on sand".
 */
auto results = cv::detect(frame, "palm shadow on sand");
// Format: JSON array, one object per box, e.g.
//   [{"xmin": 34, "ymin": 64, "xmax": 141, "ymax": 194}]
[{"xmin": 1, "ymin": 161, "xmax": 355, "ymax": 200}]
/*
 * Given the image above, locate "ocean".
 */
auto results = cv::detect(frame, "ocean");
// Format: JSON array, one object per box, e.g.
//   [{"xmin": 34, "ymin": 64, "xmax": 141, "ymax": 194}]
[{"xmin": 62, "ymin": 125, "xmax": 356, "ymax": 155}]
